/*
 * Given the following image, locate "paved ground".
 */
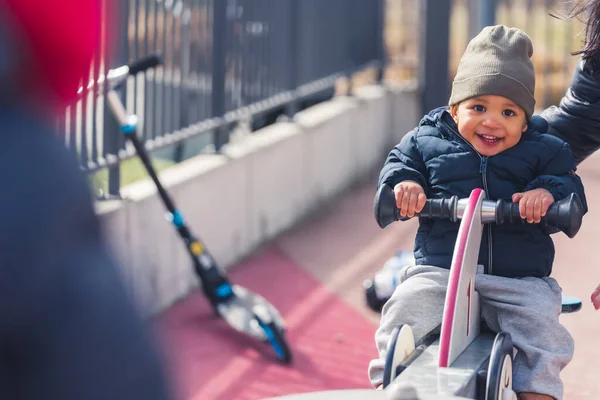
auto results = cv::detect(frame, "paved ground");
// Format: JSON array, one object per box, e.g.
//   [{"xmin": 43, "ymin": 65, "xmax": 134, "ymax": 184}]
[{"xmin": 153, "ymin": 156, "xmax": 600, "ymax": 400}]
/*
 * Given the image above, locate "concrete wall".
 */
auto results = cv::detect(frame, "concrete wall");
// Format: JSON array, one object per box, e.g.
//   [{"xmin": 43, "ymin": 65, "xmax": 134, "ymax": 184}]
[{"xmin": 95, "ymin": 81, "xmax": 420, "ymax": 317}]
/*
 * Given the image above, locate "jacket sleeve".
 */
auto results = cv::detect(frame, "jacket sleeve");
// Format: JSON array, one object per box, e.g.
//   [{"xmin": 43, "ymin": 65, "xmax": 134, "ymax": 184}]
[
  {"xmin": 524, "ymin": 141, "xmax": 588, "ymax": 215},
  {"xmin": 377, "ymin": 129, "xmax": 428, "ymax": 192},
  {"xmin": 540, "ymin": 58, "xmax": 600, "ymax": 165}
]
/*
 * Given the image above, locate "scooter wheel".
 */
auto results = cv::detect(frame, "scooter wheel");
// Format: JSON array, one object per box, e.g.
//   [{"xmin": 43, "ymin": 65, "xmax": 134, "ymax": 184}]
[
  {"xmin": 255, "ymin": 316, "xmax": 293, "ymax": 364},
  {"xmin": 486, "ymin": 332, "xmax": 516, "ymax": 400},
  {"xmin": 383, "ymin": 324, "xmax": 415, "ymax": 388}
]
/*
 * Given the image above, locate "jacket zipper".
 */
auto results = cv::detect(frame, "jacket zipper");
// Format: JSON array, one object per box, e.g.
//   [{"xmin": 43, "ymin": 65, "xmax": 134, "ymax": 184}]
[
  {"xmin": 479, "ymin": 157, "xmax": 493, "ymax": 275},
  {"xmin": 442, "ymin": 117, "xmax": 493, "ymax": 274}
]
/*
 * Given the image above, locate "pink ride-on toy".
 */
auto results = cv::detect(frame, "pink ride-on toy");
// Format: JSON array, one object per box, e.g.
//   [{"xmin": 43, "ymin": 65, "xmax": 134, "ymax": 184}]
[{"xmin": 373, "ymin": 185, "xmax": 584, "ymax": 400}]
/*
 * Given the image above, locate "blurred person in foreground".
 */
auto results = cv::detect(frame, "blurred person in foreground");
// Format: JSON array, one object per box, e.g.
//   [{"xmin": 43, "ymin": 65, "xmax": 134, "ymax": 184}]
[{"xmin": 0, "ymin": 1, "xmax": 173, "ymax": 399}]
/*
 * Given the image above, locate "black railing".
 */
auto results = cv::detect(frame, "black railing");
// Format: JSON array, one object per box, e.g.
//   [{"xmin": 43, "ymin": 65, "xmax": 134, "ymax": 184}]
[{"xmin": 62, "ymin": 0, "xmax": 386, "ymax": 196}]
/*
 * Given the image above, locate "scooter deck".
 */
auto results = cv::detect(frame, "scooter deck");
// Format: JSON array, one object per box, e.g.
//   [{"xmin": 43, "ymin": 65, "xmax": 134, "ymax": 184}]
[{"xmin": 391, "ymin": 332, "xmax": 495, "ymax": 398}]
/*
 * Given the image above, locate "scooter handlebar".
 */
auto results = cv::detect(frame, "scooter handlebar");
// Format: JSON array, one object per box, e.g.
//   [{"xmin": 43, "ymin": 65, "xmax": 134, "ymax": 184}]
[{"xmin": 127, "ymin": 54, "xmax": 163, "ymax": 75}]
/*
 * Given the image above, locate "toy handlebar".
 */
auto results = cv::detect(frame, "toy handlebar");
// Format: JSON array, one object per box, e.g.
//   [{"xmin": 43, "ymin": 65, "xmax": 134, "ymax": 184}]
[{"xmin": 374, "ymin": 184, "xmax": 584, "ymax": 238}]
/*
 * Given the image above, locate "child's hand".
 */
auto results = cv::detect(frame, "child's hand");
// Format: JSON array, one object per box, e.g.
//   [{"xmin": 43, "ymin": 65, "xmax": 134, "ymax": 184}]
[
  {"xmin": 393, "ymin": 180, "xmax": 426, "ymax": 218},
  {"xmin": 592, "ymin": 284, "xmax": 600, "ymax": 310},
  {"xmin": 511, "ymin": 188, "xmax": 554, "ymax": 223}
]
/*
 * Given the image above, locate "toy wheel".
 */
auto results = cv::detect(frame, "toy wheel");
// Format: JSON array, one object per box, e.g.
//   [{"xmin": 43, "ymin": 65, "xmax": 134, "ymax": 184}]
[
  {"xmin": 486, "ymin": 332, "xmax": 517, "ymax": 400},
  {"xmin": 383, "ymin": 324, "xmax": 415, "ymax": 388},
  {"xmin": 255, "ymin": 315, "xmax": 293, "ymax": 364},
  {"xmin": 561, "ymin": 295, "xmax": 582, "ymax": 313},
  {"xmin": 364, "ymin": 279, "xmax": 386, "ymax": 312}
]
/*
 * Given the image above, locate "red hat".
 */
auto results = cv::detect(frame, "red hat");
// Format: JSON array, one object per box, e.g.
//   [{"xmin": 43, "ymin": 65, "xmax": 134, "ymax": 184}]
[{"xmin": 1, "ymin": 0, "xmax": 103, "ymax": 107}]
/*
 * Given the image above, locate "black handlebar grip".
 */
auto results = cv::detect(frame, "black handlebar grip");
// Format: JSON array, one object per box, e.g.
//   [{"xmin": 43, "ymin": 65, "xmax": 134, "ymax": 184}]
[
  {"xmin": 374, "ymin": 184, "xmax": 400, "ymax": 228},
  {"xmin": 419, "ymin": 197, "xmax": 458, "ymax": 221},
  {"xmin": 373, "ymin": 184, "xmax": 459, "ymax": 228},
  {"xmin": 128, "ymin": 54, "xmax": 163, "ymax": 75},
  {"xmin": 495, "ymin": 193, "xmax": 584, "ymax": 238}
]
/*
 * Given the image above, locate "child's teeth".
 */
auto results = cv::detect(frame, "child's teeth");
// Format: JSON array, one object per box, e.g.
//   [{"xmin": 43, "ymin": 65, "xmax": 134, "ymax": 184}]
[{"xmin": 481, "ymin": 134, "xmax": 497, "ymax": 141}]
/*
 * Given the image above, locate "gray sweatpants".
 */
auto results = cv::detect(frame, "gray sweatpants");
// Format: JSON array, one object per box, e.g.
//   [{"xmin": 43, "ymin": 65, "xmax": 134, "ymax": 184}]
[{"xmin": 368, "ymin": 265, "xmax": 574, "ymax": 399}]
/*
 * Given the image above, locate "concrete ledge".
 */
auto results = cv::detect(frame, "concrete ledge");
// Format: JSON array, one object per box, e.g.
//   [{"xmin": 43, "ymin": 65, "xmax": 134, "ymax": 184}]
[
  {"xmin": 352, "ymin": 85, "xmax": 393, "ymax": 178},
  {"xmin": 95, "ymin": 83, "xmax": 419, "ymax": 316},
  {"xmin": 224, "ymin": 122, "xmax": 308, "ymax": 248},
  {"xmin": 296, "ymin": 96, "xmax": 359, "ymax": 203},
  {"xmin": 387, "ymin": 79, "xmax": 420, "ymax": 146}
]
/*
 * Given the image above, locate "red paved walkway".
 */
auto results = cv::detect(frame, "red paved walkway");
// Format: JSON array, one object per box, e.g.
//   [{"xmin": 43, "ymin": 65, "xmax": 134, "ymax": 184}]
[
  {"xmin": 154, "ymin": 157, "xmax": 600, "ymax": 399},
  {"xmin": 155, "ymin": 246, "xmax": 378, "ymax": 400}
]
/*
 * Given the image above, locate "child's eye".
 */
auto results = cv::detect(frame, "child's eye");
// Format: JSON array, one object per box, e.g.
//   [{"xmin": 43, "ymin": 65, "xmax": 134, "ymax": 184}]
[
  {"xmin": 502, "ymin": 109, "xmax": 516, "ymax": 117},
  {"xmin": 473, "ymin": 105, "xmax": 485, "ymax": 112}
]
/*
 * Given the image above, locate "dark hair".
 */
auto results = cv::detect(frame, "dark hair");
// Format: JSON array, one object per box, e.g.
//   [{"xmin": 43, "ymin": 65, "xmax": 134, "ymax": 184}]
[{"xmin": 568, "ymin": 0, "xmax": 600, "ymax": 71}]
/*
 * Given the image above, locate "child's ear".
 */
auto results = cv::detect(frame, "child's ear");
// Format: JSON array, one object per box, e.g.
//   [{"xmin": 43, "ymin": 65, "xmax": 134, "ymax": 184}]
[
  {"xmin": 450, "ymin": 105, "xmax": 458, "ymax": 123},
  {"xmin": 522, "ymin": 122, "xmax": 528, "ymax": 133}
]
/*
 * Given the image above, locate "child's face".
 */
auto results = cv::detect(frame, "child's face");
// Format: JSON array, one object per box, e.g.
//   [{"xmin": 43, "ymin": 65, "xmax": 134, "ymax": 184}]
[{"xmin": 450, "ymin": 95, "xmax": 527, "ymax": 157}]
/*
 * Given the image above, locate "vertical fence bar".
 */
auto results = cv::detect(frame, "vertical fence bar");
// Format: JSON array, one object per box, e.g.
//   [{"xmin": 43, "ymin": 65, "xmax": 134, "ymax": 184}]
[
  {"xmin": 193, "ymin": 0, "xmax": 202, "ymax": 123},
  {"xmin": 199, "ymin": 0, "xmax": 206, "ymax": 121},
  {"xmin": 261, "ymin": 0, "xmax": 270, "ymax": 99},
  {"xmin": 133, "ymin": 0, "xmax": 140, "ymax": 116},
  {"xmin": 103, "ymin": 0, "xmax": 130, "ymax": 195},
  {"xmin": 563, "ymin": 1, "xmax": 573, "ymax": 86},
  {"xmin": 205, "ymin": 0, "xmax": 212, "ymax": 119},
  {"xmin": 163, "ymin": 0, "xmax": 172, "ymax": 136},
  {"xmin": 166, "ymin": 0, "xmax": 174, "ymax": 135},
  {"xmin": 211, "ymin": 0, "xmax": 227, "ymax": 150},
  {"xmin": 207, "ymin": 0, "xmax": 213, "ymax": 120},
  {"xmin": 158, "ymin": 1, "xmax": 168, "ymax": 138},
  {"xmin": 175, "ymin": 5, "xmax": 191, "ymax": 162},
  {"xmin": 143, "ymin": 0, "xmax": 151, "ymax": 142},
  {"xmin": 543, "ymin": 0, "xmax": 553, "ymax": 109},
  {"xmin": 152, "ymin": 0, "xmax": 161, "ymax": 140},
  {"xmin": 468, "ymin": 0, "xmax": 481, "ymax": 39},
  {"xmin": 468, "ymin": 0, "xmax": 497, "ymax": 39},
  {"xmin": 285, "ymin": 0, "xmax": 299, "ymax": 117},
  {"xmin": 234, "ymin": 1, "xmax": 243, "ymax": 110},
  {"xmin": 420, "ymin": 0, "xmax": 452, "ymax": 115},
  {"xmin": 268, "ymin": 1, "xmax": 279, "ymax": 98},
  {"xmin": 258, "ymin": 0, "xmax": 268, "ymax": 101},
  {"xmin": 345, "ymin": 0, "xmax": 355, "ymax": 95},
  {"xmin": 376, "ymin": 0, "xmax": 386, "ymax": 82},
  {"xmin": 246, "ymin": 0, "xmax": 255, "ymax": 104},
  {"xmin": 481, "ymin": 0, "xmax": 497, "ymax": 28},
  {"xmin": 171, "ymin": 1, "xmax": 178, "ymax": 134},
  {"xmin": 241, "ymin": 0, "xmax": 251, "ymax": 110}
]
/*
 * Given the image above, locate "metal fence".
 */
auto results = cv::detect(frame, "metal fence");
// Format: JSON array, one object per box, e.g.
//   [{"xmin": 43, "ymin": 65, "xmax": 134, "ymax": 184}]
[
  {"xmin": 64, "ymin": 0, "xmax": 580, "ymax": 196},
  {"xmin": 63, "ymin": 0, "xmax": 385, "ymax": 196}
]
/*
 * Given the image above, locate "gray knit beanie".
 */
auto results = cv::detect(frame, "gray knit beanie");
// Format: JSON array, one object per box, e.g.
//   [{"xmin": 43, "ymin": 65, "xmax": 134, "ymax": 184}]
[{"xmin": 449, "ymin": 25, "xmax": 536, "ymax": 119}]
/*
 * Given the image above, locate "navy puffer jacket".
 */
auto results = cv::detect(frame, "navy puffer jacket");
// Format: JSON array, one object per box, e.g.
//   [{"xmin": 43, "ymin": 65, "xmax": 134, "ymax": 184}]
[{"xmin": 378, "ymin": 107, "xmax": 588, "ymax": 278}]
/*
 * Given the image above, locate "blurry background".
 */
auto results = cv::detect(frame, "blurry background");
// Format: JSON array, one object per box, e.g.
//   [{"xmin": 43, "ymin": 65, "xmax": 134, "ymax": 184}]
[
  {"xmin": 62, "ymin": 0, "xmax": 587, "ymax": 196},
  {"xmin": 64, "ymin": 1, "xmax": 600, "ymax": 399},
  {"xmin": 387, "ymin": 0, "xmax": 585, "ymax": 106}
]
